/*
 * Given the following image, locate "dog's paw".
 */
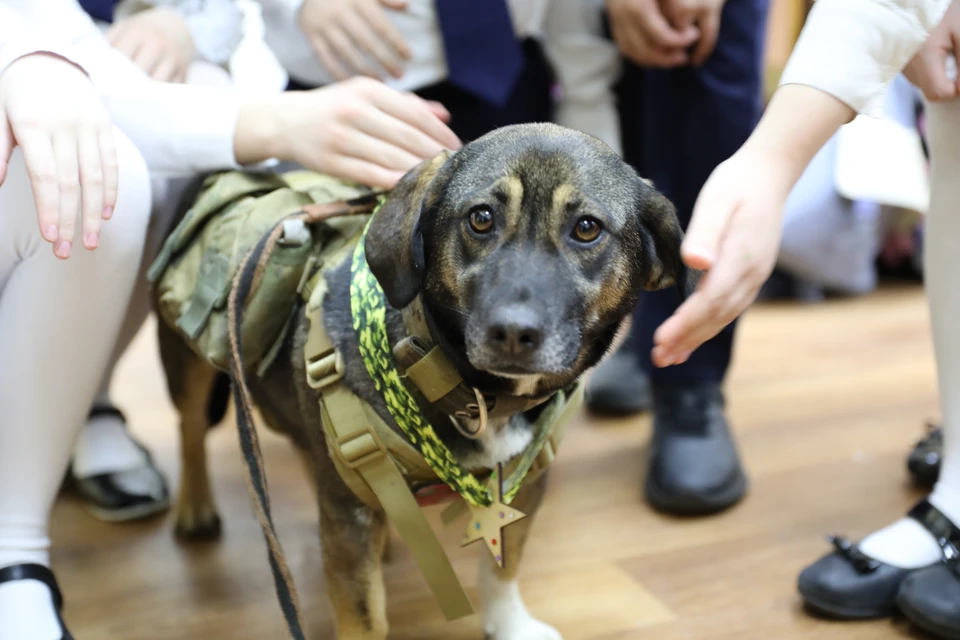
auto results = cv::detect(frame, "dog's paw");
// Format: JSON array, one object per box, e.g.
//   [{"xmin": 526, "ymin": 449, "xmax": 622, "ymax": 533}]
[
  {"xmin": 174, "ymin": 501, "xmax": 222, "ymax": 540},
  {"xmin": 483, "ymin": 615, "xmax": 562, "ymax": 640}
]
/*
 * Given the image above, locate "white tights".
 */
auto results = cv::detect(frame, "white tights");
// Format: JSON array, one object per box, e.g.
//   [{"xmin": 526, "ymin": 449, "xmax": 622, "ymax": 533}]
[
  {"xmin": 859, "ymin": 98, "xmax": 960, "ymax": 568},
  {"xmin": 0, "ymin": 131, "xmax": 151, "ymax": 639},
  {"xmin": 73, "ymin": 59, "xmax": 232, "ymax": 479}
]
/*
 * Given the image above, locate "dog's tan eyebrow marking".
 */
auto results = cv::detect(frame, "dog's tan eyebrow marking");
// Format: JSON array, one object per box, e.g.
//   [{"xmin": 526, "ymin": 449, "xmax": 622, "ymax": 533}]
[
  {"xmin": 494, "ymin": 175, "xmax": 524, "ymax": 234},
  {"xmin": 550, "ymin": 183, "xmax": 580, "ymax": 232},
  {"xmin": 551, "ymin": 183, "xmax": 578, "ymax": 210}
]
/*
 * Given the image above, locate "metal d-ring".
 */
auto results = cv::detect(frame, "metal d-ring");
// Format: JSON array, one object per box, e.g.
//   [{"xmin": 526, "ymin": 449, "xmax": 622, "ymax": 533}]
[{"xmin": 449, "ymin": 387, "xmax": 488, "ymax": 440}]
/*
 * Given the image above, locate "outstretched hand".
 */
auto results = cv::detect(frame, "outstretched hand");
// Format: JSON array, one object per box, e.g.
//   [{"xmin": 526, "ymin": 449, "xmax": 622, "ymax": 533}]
[{"xmin": 651, "ymin": 148, "xmax": 790, "ymax": 367}]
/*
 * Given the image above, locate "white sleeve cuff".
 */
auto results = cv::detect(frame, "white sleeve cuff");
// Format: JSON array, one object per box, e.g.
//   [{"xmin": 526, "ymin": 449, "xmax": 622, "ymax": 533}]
[
  {"xmin": 0, "ymin": 40, "xmax": 88, "ymax": 82},
  {"xmin": 779, "ymin": 0, "xmax": 949, "ymax": 117}
]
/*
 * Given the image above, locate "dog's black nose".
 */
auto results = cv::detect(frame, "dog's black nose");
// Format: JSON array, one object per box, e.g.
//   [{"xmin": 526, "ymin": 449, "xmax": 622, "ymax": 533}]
[{"xmin": 486, "ymin": 306, "xmax": 543, "ymax": 358}]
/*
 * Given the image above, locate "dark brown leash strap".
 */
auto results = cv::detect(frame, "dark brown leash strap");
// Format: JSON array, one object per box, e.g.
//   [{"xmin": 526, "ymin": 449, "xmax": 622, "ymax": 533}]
[{"xmin": 225, "ymin": 193, "xmax": 383, "ymax": 640}]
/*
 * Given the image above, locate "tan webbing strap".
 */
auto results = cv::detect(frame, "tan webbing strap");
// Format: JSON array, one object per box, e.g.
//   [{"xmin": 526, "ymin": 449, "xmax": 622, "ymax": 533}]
[
  {"xmin": 318, "ymin": 380, "xmax": 475, "ymax": 620},
  {"xmin": 302, "ymin": 285, "xmax": 475, "ymax": 621},
  {"xmin": 403, "ymin": 346, "xmax": 463, "ymax": 402}
]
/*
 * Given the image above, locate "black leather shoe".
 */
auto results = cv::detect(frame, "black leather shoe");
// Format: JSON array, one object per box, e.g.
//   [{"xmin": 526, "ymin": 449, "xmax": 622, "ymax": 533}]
[
  {"xmin": 798, "ymin": 499, "xmax": 955, "ymax": 620},
  {"xmin": 907, "ymin": 422, "xmax": 942, "ymax": 488},
  {"xmin": 644, "ymin": 383, "xmax": 747, "ymax": 515},
  {"xmin": 70, "ymin": 406, "xmax": 170, "ymax": 523},
  {"xmin": 898, "ymin": 564, "xmax": 960, "ymax": 639},
  {"xmin": 799, "ymin": 536, "xmax": 915, "ymax": 618},
  {"xmin": 897, "ymin": 502, "xmax": 960, "ymax": 639},
  {"xmin": 0, "ymin": 563, "xmax": 74, "ymax": 640},
  {"xmin": 585, "ymin": 347, "xmax": 651, "ymax": 416}
]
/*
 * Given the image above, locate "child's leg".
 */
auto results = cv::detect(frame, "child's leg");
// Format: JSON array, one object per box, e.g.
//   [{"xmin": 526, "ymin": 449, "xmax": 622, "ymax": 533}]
[
  {"xmin": 857, "ymin": 98, "xmax": 960, "ymax": 567},
  {"xmin": 73, "ymin": 175, "xmax": 186, "ymax": 484},
  {"xmin": 0, "ymin": 132, "xmax": 150, "ymax": 639},
  {"xmin": 71, "ymin": 59, "xmax": 242, "ymax": 520}
]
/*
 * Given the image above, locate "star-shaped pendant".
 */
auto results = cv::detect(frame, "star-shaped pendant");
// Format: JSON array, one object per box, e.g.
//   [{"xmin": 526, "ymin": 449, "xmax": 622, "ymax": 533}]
[{"xmin": 460, "ymin": 465, "xmax": 527, "ymax": 568}]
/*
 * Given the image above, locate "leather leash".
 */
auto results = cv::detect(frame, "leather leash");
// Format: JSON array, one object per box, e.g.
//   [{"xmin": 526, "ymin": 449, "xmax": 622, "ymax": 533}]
[{"xmin": 225, "ymin": 195, "xmax": 381, "ymax": 639}]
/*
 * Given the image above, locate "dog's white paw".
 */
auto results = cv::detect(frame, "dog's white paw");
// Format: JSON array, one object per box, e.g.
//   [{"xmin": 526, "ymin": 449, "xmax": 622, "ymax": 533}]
[{"xmin": 484, "ymin": 615, "xmax": 562, "ymax": 640}]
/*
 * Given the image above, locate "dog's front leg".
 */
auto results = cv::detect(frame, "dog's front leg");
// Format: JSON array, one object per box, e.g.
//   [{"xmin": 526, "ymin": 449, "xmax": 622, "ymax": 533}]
[
  {"xmin": 479, "ymin": 472, "xmax": 561, "ymax": 640},
  {"xmin": 318, "ymin": 492, "xmax": 389, "ymax": 640}
]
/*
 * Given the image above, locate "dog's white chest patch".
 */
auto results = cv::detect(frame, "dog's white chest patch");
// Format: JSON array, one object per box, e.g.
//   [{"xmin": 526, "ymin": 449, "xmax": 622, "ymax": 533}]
[{"xmin": 464, "ymin": 422, "xmax": 533, "ymax": 470}]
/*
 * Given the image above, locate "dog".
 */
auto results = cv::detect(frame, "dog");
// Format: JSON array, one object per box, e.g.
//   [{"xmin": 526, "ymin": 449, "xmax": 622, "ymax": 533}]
[{"xmin": 156, "ymin": 122, "xmax": 693, "ymax": 639}]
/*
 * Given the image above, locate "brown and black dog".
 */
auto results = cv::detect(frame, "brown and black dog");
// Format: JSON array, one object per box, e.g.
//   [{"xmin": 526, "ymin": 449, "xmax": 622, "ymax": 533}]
[{"xmin": 157, "ymin": 123, "xmax": 694, "ymax": 639}]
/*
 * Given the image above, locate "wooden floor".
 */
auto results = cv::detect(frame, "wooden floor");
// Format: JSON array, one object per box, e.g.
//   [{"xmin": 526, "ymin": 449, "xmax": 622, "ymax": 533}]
[{"xmin": 54, "ymin": 284, "xmax": 942, "ymax": 639}]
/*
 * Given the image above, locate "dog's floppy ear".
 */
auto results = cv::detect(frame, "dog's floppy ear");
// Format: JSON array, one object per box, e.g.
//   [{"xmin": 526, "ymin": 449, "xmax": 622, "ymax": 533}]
[
  {"xmin": 364, "ymin": 151, "xmax": 453, "ymax": 309},
  {"xmin": 635, "ymin": 187, "xmax": 701, "ymax": 300}
]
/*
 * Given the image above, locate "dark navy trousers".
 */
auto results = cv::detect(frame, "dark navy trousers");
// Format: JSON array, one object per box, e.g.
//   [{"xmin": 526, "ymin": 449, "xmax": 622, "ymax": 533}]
[{"xmin": 613, "ymin": 0, "xmax": 770, "ymax": 384}]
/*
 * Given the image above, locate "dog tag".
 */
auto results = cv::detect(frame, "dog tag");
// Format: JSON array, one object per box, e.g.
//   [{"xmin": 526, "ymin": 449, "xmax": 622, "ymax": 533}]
[{"xmin": 460, "ymin": 465, "xmax": 527, "ymax": 568}]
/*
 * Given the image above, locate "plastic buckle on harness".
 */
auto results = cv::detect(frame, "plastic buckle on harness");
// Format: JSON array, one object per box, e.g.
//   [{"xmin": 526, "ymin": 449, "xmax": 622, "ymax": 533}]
[
  {"xmin": 306, "ymin": 349, "xmax": 344, "ymax": 389},
  {"xmin": 336, "ymin": 425, "xmax": 387, "ymax": 470}
]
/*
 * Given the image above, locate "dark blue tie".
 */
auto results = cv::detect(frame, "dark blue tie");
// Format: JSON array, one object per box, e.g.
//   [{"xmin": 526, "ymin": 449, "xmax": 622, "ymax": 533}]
[
  {"xmin": 77, "ymin": 0, "xmax": 117, "ymax": 23},
  {"xmin": 434, "ymin": 0, "xmax": 524, "ymax": 109}
]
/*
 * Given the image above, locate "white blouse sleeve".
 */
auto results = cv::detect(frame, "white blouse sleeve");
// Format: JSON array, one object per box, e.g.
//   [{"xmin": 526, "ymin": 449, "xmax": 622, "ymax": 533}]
[
  {"xmin": 75, "ymin": 45, "xmax": 245, "ymax": 177},
  {"xmin": 0, "ymin": 4, "xmax": 88, "ymax": 79},
  {"xmin": 0, "ymin": 0, "xmax": 245, "ymax": 177},
  {"xmin": 779, "ymin": 0, "xmax": 951, "ymax": 116}
]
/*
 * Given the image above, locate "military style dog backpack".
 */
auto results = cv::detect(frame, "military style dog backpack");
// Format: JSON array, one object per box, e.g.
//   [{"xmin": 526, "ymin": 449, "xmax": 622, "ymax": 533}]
[{"xmin": 147, "ymin": 170, "xmax": 373, "ymax": 375}]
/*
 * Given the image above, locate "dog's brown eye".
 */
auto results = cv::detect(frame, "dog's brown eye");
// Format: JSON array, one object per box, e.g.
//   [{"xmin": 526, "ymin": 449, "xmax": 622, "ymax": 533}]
[
  {"xmin": 572, "ymin": 216, "xmax": 602, "ymax": 243},
  {"xmin": 469, "ymin": 208, "xmax": 494, "ymax": 234}
]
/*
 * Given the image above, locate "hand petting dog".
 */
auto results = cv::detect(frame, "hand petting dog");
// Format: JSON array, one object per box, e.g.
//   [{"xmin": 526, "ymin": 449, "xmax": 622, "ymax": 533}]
[{"xmin": 233, "ymin": 77, "xmax": 460, "ymax": 189}]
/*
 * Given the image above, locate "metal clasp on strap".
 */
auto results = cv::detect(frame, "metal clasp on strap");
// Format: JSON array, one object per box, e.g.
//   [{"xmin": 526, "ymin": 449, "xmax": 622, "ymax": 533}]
[{"xmin": 336, "ymin": 425, "xmax": 387, "ymax": 470}]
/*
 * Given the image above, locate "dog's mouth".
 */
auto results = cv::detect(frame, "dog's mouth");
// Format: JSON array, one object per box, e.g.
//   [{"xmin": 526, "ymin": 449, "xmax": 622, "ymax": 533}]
[{"xmin": 484, "ymin": 365, "xmax": 538, "ymax": 377}]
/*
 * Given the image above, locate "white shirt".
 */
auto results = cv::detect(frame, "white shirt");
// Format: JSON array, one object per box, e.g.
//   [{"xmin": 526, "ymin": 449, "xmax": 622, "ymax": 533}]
[
  {"xmin": 779, "ymin": 0, "xmax": 951, "ymax": 116},
  {"xmin": 253, "ymin": 0, "xmax": 623, "ymax": 152},
  {"xmin": 257, "ymin": 0, "xmax": 549, "ymax": 90},
  {"xmin": 0, "ymin": 0, "xmax": 242, "ymax": 177}
]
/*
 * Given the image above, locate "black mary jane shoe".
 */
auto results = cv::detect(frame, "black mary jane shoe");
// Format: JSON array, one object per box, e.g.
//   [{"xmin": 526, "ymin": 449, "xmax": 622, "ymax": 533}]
[
  {"xmin": 897, "ymin": 505, "xmax": 960, "ymax": 639},
  {"xmin": 907, "ymin": 422, "xmax": 942, "ymax": 488},
  {"xmin": 798, "ymin": 499, "xmax": 952, "ymax": 619},
  {"xmin": 0, "ymin": 563, "xmax": 74, "ymax": 640},
  {"xmin": 70, "ymin": 406, "xmax": 170, "ymax": 523}
]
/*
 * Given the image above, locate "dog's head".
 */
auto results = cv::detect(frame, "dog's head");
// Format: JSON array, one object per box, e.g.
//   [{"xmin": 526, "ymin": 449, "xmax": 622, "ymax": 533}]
[{"xmin": 364, "ymin": 123, "xmax": 695, "ymax": 394}]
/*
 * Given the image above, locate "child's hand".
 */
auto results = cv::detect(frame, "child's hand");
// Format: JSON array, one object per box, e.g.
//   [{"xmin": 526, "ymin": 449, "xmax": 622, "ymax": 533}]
[
  {"xmin": 0, "ymin": 53, "xmax": 118, "ymax": 258},
  {"xmin": 299, "ymin": 0, "xmax": 411, "ymax": 80},
  {"xmin": 651, "ymin": 83, "xmax": 854, "ymax": 366},
  {"xmin": 651, "ymin": 146, "xmax": 793, "ymax": 366},
  {"xmin": 234, "ymin": 77, "xmax": 460, "ymax": 189},
  {"xmin": 660, "ymin": 0, "xmax": 727, "ymax": 65},
  {"xmin": 106, "ymin": 7, "xmax": 195, "ymax": 84},
  {"xmin": 605, "ymin": 0, "xmax": 699, "ymax": 67},
  {"xmin": 904, "ymin": 0, "xmax": 960, "ymax": 101}
]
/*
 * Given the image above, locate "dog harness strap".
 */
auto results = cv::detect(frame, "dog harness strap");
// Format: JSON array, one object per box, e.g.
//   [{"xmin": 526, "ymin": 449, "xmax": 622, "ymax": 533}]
[
  {"xmin": 303, "ymin": 276, "xmax": 477, "ymax": 620},
  {"xmin": 393, "ymin": 301, "xmax": 555, "ymax": 421},
  {"xmin": 403, "ymin": 346, "xmax": 463, "ymax": 402},
  {"xmin": 176, "ymin": 248, "xmax": 231, "ymax": 340},
  {"xmin": 319, "ymin": 379, "xmax": 476, "ymax": 620}
]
